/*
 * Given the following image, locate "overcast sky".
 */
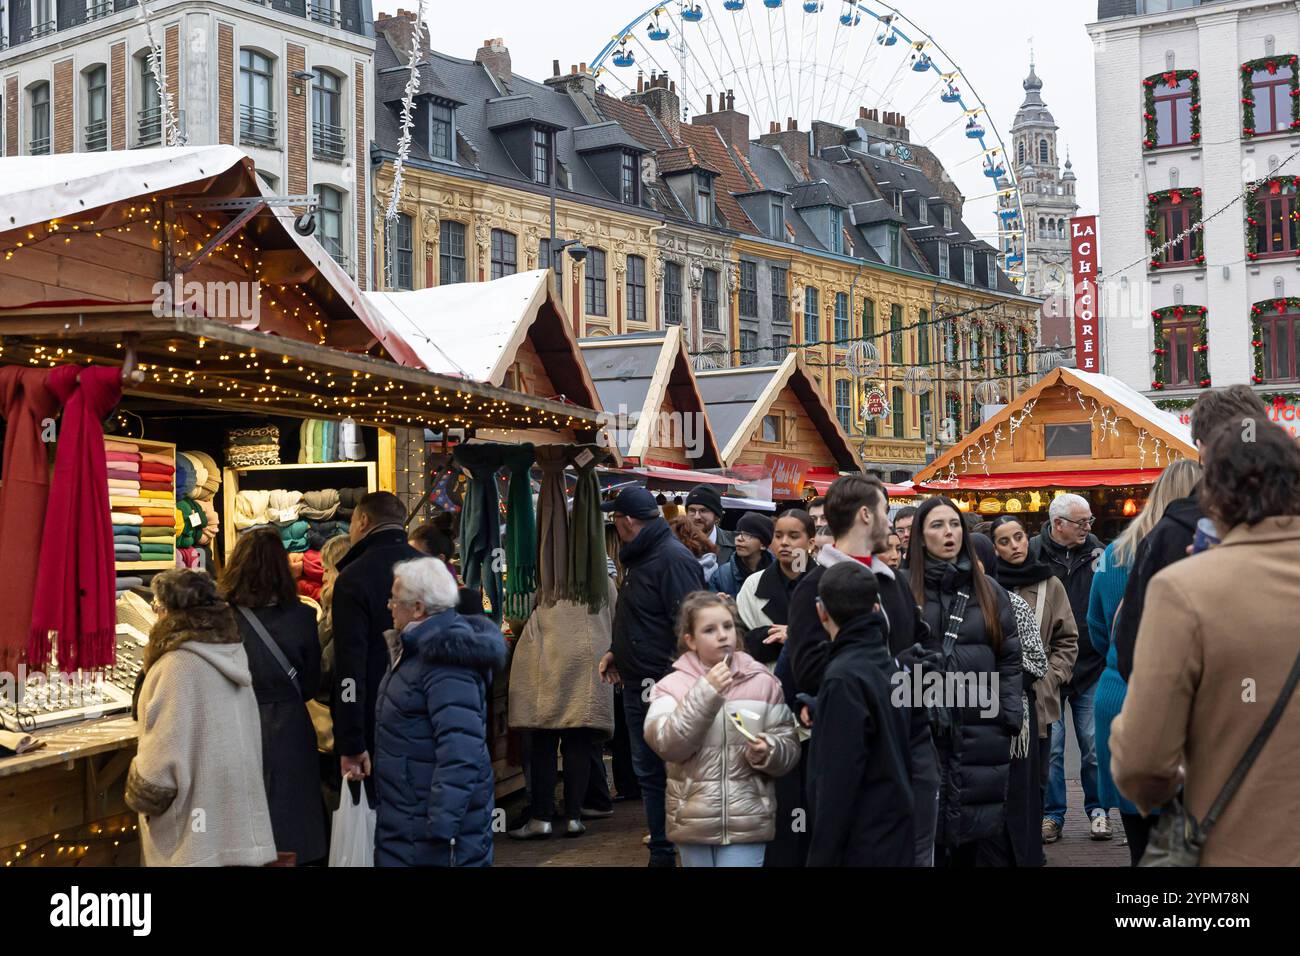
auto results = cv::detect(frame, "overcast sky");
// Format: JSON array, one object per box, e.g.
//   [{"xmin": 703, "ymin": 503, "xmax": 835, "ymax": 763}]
[{"xmin": 377, "ymin": 1, "xmax": 1099, "ymax": 217}]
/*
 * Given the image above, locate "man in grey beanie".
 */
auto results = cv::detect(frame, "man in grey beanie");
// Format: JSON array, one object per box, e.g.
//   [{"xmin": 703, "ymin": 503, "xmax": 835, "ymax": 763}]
[{"xmin": 685, "ymin": 483, "xmax": 734, "ymax": 565}]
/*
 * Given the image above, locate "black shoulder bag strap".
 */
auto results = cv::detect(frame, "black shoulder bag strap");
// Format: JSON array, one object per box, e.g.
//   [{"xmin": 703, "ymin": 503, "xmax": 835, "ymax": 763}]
[
  {"xmin": 932, "ymin": 590, "xmax": 971, "ymax": 743},
  {"xmin": 236, "ymin": 605, "xmax": 301, "ymax": 695},
  {"xmin": 1202, "ymin": 642, "xmax": 1300, "ymax": 833}
]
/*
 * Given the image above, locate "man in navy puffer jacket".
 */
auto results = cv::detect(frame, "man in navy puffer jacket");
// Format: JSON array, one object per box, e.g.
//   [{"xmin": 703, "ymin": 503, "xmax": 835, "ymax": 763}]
[{"xmin": 373, "ymin": 558, "xmax": 506, "ymax": 867}]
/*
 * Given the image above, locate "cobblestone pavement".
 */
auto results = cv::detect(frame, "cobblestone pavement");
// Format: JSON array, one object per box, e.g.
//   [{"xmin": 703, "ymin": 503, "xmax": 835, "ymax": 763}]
[{"xmin": 495, "ymin": 778, "xmax": 1131, "ymax": 868}]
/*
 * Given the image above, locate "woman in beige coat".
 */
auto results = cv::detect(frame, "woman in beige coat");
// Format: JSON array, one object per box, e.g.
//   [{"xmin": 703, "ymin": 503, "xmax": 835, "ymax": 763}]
[
  {"xmin": 644, "ymin": 592, "xmax": 799, "ymax": 867},
  {"xmin": 507, "ymin": 579, "xmax": 617, "ymax": 839},
  {"xmin": 1113, "ymin": 421, "xmax": 1300, "ymax": 866},
  {"xmin": 126, "ymin": 570, "xmax": 277, "ymax": 867}
]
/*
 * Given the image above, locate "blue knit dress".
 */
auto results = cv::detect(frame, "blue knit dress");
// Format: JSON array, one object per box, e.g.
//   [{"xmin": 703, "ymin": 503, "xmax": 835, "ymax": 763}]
[{"xmin": 1087, "ymin": 541, "xmax": 1138, "ymax": 816}]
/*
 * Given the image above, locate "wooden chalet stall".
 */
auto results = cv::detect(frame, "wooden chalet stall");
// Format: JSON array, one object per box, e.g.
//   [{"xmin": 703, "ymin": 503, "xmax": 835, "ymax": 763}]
[
  {"xmin": 695, "ymin": 353, "xmax": 858, "ymax": 500},
  {"xmin": 0, "ymin": 147, "xmax": 603, "ymax": 864},
  {"xmin": 578, "ymin": 327, "xmax": 721, "ymax": 468},
  {"xmin": 913, "ymin": 367, "xmax": 1197, "ymax": 540}
]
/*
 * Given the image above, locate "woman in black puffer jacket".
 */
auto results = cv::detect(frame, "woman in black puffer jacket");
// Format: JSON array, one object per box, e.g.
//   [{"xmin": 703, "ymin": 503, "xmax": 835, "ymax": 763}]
[{"xmin": 907, "ymin": 496, "xmax": 1022, "ymax": 867}]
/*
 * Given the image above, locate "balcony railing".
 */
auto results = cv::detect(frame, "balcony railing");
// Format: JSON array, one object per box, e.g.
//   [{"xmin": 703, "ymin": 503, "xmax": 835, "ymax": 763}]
[
  {"xmin": 30, "ymin": 135, "xmax": 51, "ymax": 156},
  {"xmin": 312, "ymin": 122, "xmax": 345, "ymax": 161},
  {"xmin": 32, "ymin": 20, "xmax": 55, "ymax": 39},
  {"xmin": 240, "ymin": 105, "xmax": 277, "ymax": 147},
  {"xmin": 138, "ymin": 106, "xmax": 162, "ymax": 146},
  {"xmin": 309, "ymin": 1, "xmax": 340, "ymax": 27},
  {"xmin": 88, "ymin": 1, "xmax": 113, "ymax": 20},
  {"xmin": 85, "ymin": 119, "xmax": 108, "ymax": 152}
]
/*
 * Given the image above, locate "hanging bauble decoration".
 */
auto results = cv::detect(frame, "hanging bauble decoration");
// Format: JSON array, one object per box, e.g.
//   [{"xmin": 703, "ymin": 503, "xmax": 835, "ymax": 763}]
[
  {"xmin": 843, "ymin": 341, "xmax": 880, "ymax": 377},
  {"xmin": 902, "ymin": 366, "xmax": 933, "ymax": 396},
  {"xmin": 974, "ymin": 379, "xmax": 1003, "ymax": 405},
  {"xmin": 1035, "ymin": 346, "xmax": 1067, "ymax": 374}
]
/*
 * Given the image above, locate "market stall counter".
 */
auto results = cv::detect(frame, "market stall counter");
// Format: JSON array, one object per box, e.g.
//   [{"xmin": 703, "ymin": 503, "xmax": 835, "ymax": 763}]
[{"xmin": 0, "ymin": 716, "xmax": 141, "ymax": 866}]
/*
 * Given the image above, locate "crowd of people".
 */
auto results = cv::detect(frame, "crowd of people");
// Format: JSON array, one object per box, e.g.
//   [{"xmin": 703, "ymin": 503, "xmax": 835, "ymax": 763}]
[{"xmin": 120, "ymin": 383, "xmax": 1300, "ymax": 867}]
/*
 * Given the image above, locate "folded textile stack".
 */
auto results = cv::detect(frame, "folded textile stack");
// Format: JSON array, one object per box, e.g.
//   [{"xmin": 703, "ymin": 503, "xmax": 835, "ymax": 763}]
[
  {"xmin": 179, "ymin": 451, "xmax": 221, "ymax": 547},
  {"xmin": 306, "ymin": 520, "xmax": 349, "ymax": 551},
  {"xmin": 106, "ymin": 440, "xmax": 176, "ymax": 564},
  {"xmin": 226, "ymin": 425, "xmax": 280, "ymax": 467},
  {"xmin": 297, "ymin": 548, "xmax": 325, "ymax": 601},
  {"xmin": 336, "ymin": 486, "xmax": 368, "ymax": 522},
  {"xmin": 297, "ymin": 419, "xmax": 346, "ymax": 464}
]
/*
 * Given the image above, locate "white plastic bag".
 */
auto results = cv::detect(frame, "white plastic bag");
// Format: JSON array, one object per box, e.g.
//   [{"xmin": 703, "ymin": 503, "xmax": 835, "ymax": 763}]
[{"xmin": 328, "ymin": 782, "xmax": 376, "ymax": 867}]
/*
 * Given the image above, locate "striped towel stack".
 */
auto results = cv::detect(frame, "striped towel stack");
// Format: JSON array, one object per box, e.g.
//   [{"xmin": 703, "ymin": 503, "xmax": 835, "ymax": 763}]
[{"xmin": 107, "ymin": 439, "xmax": 177, "ymax": 564}]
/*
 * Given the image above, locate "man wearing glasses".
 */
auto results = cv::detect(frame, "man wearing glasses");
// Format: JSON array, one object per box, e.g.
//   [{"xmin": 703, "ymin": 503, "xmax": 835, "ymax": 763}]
[{"xmin": 1030, "ymin": 492, "xmax": 1109, "ymax": 845}]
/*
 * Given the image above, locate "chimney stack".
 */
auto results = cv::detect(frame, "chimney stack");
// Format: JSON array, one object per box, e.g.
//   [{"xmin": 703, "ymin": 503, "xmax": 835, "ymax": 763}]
[
  {"xmin": 705, "ymin": 93, "xmax": 713, "ymax": 112},
  {"xmin": 552, "ymin": 59, "xmax": 560, "ymax": 77},
  {"xmin": 691, "ymin": 87, "xmax": 750, "ymax": 155},
  {"xmin": 475, "ymin": 37, "xmax": 512, "ymax": 87},
  {"xmin": 637, "ymin": 72, "xmax": 644, "ymax": 93},
  {"xmin": 375, "ymin": 10, "xmax": 431, "ymax": 62},
  {"xmin": 624, "ymin": 68, "xmax": 681, "ymax": 139}
]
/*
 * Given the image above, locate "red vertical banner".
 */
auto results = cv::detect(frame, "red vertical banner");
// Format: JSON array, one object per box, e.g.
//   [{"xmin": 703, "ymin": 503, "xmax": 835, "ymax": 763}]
[{"xmin": 1070, "ymin": 215, "xmax": 1101, "ymax": 372}]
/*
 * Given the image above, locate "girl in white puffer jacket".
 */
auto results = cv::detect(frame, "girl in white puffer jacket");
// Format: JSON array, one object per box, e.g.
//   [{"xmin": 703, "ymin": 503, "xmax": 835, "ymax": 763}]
[{"xmin": 644, "ymin": 592, "xmax": 800, "ymax": 867}]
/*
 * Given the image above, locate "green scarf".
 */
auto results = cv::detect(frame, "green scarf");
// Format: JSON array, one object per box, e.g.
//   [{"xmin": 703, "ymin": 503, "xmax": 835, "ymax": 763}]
[
  {"xmin": 566, "ymin": 445, "xmax": 607, "ymax": 613},
  {"xmin": 501, "ymin": 444, "xmax": 537, "ymax": 621}
]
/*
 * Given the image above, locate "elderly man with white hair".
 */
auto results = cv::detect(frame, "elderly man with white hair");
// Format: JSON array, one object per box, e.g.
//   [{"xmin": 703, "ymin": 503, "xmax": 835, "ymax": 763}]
[
  {"xmin": 1029, "ymin": 492, "xmax": 1109, "ymax": 845},
  {"xmin": 371, "ymin": 557, "xmax": 506, "ymax": 867}
]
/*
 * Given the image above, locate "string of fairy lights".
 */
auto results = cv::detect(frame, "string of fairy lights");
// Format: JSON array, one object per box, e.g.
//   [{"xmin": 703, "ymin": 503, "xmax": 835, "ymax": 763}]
[{"xmin": 0, "ymin": 201, "xmax": 589, "ymax": 431}]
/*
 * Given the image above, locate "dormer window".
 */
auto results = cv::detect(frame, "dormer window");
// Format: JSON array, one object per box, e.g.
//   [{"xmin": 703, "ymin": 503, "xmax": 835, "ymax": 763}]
[
  {"xmin": 533, "ymin": 128, "xmax": 552, "ymax": 184},
  {"xmin": 893, "ymin": 192, "xmax": 904, "ymax": 215},
  {"xmin": 919, "ymin": 199, "xmax": 928, "ymax": 225},
  {"xmin": 943, "ymin": 206, "xmax": 952, "ymax": 230},
  {"xmin": 696, "ymin": 173, "xmax": 713, "ymax": 224},
  {"xmin": 986, "ymin": 252, "xmax": 998, "ymax": 290},
  {"xmin": 430, "ymin": 102, "xmax": 453, "ymax": 159},
  {"xmin": 771, "ymin": 201, "xmax": 785, "ymax": 240},
  {"xmin": 964, "ymin": 246, "xmax": 975, "ymax": 284},
  {"xmin": 621, "ymin": 152, "xmax": 639, "ymax": 204},
  {"xmin": 830, "ymin": 208, "xmax": 843, "ymax": 255},
  {"xmin": 888, "ymin": 224, "xmax": 901, "ymax": 266}
]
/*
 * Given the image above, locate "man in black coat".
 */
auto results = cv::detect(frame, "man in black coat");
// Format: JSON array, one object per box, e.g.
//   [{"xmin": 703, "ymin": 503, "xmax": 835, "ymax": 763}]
[
  {"xmin": 785, "ymin": 473, "xmax": 940, "ymax": 866},
  {"xmin": 1028, "ymin": 493, "xmax": 1107, "ymax": 842},
  {"xmin": 597, "ymin": 486, "xmax": 706, "ymax": 866},
  {"xmin": 1114, "ymin": 385, "xmax": 1269, "ymax": 680},
  {"xmin": 331, "ymin": 492, "xmax": 422, "ymax": 798},
  {"xmin": 807, "ymin": 563, "xmax": 915, "ymax": 867},
  {"xmin": 685, "ymin": 483, "xmax": 734, "ymax": 565}
]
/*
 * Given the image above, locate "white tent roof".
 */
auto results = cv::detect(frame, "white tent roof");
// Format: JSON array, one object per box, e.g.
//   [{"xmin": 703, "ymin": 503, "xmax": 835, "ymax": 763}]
[
  {"xmin": 0, "ymin": 145, "xmax": 421, "ymax": 365},
  {"xmin": 1064, "ymin": 368, "xmax": 1193, "ymax": 446},
  {"xmin": 362, "ymin": 270, "xmax": 553, "ymax": 382}
]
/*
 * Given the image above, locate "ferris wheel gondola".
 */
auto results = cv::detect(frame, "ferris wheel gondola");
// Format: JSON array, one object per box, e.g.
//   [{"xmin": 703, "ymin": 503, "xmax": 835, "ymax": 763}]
[{"xmin": 681, "ymin": 2, "xmax": 704, "ymax": 21}]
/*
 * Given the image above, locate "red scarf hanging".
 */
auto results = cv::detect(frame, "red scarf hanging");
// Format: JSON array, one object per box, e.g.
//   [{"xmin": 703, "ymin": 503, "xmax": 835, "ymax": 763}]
[
  {"xmin": 0, "ymin": 367, "xmax": 62, "ymax": 675},
  {"xmin": 29, "ymin": 365, "xmax": 122, "ymax": 671}
]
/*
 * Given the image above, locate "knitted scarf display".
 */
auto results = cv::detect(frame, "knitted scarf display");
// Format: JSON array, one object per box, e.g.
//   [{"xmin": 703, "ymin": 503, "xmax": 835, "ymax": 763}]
[
  {"xmin": 30, "ymin": 365, "xmax": 122, "ymax": 671},
  {"xmin": 453, "ymin": 444, "xmax": 505, "ymax": 623},
  {"xmin": 534, "ymin": 446, "xmax": 571, "ymax": 608},
  {"xmin": 566, "ymin": 445, "xmax": 607, "ymax": 613},
  {"xmin": 500, "ymin": 444, "xmax": 537, "ymax": 621},
  {"xmin": 0, "ymin": 367, "xmax": 61, "ymax": 674}
]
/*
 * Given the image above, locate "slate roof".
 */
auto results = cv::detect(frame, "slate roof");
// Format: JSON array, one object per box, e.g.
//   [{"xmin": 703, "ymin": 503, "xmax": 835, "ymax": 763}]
[
  {"xmin": 573, "ymin": 121, "xmax": 646, "ymax": 154},
  {"xmin": 594, "ymin": 92, "xmax": 674, "ymax": 151},
  {"xmin": 679, "ymin": 123, "xmax": 762, "ymax": 232}
]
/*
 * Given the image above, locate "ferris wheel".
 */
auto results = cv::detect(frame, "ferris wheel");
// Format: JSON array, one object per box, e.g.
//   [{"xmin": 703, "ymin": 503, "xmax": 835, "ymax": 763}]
[{"xmin": 589, "ymin": 1, "xmax": 1026, "ymax": 288}]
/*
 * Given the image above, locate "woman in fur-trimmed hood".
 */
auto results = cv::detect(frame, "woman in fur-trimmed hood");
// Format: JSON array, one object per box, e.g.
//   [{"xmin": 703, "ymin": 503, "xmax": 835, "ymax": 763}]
[
  {"xmin": 126, "ymin": 570, "xmax": 277, "ymax": 867},
  {"xmin": 372, "ymin": 557, "xmax": 506, "ymax": 867}
]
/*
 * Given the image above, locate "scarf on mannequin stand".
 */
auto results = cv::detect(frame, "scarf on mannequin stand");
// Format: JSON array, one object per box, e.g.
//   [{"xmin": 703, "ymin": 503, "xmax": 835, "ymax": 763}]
[
  {"xmin": 453, "ymin": 444, "xmax": 505, "ymax": 623},
  {"xmin": 30, "ymin": 365, "xmax": 122, "ymax": 671},
  {"xmin": 0, "ymin": 367, "xmax": 63, "ymax": 674},
  {"xmin": 566, "ymin": 445, "xmax": 608, "ymax": 613},
  {"xmin": 500, "ymin": 444, "xmax": 537, "ymax": 621},
  {"xmin": 534, "ymin": 446, "xmax": 570, "ymax": 608}
]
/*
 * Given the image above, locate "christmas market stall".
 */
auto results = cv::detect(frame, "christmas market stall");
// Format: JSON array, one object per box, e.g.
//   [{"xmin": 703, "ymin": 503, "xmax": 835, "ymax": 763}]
[
  {"xmin": 912, "ymin": 367, "xmax": 1196, "ymax": 540},
  {"xmin": 0, "ymin": 146, "xmax": 603, "ymax": 865},
  {"xmin": 578, "ymin": 327, "xmax": 722, "ymax": 469},
  {"xmin": 695, "ymin": 352, "xmax": 859, "ymax": 504}
]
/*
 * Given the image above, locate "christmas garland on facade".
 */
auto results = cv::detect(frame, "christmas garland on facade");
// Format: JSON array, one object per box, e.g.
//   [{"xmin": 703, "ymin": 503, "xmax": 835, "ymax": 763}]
[
  {"xmin": 1146, "ymin": 187, "xmax": 1205, "ymax": 269},
  {"xmin": 1241, "ymin": 55, "xmax": 1300, "ymax": 137},
  {"xmin": 1245, "ymin": 175, "xmax": 1300, "ymax": 259},
  {"xmin": 1149, "ymin": 305, "xmax": 1209, "ymax": 390},
  {"xmin": 1143, "ymin": 69, "xmax": 1201, "ymax": 150},
  {"xmin": 1247, "ymin": 297, "xmax": 1300, "ymax": 383},
  {"xmin": 993, "ymin": 327, "xmax": 1009, "ymax": 375}
]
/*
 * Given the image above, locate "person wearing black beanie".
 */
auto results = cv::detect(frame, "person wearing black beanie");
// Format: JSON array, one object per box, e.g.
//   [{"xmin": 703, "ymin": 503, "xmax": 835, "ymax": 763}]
[
  {"xmin": 685, "ymin": 484, "xmax": 734, "ymax": 565},
  {"xmin": 710, "ymin": 511, "xmax": 775, "ymax": 598}
]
